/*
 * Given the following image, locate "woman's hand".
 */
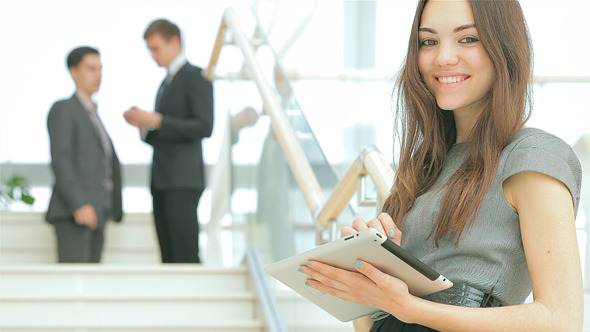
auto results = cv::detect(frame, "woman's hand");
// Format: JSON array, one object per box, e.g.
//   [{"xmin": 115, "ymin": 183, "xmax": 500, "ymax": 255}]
[
  {"xmin": 298, "ymin": 213, "xmax": 413, "ymax": 324},
  {"xmin": 300, "ymin": 259, "xmax": 416, "ymax": 323},
  {"xmin": 341, "ymin": 212, "xmax": 402, "ymax": 246}
]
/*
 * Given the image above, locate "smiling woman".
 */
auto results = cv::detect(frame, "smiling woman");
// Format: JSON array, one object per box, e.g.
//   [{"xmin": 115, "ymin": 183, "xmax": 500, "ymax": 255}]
[{"xmin": 300, "ymin": 1, "xmax": 584, "ymax": 331}]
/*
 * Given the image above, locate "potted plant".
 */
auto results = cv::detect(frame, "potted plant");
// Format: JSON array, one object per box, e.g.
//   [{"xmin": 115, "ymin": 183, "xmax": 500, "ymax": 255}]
[{"xmin": 0, "ymin": 174, "xmax": 35, "ymax": 209}]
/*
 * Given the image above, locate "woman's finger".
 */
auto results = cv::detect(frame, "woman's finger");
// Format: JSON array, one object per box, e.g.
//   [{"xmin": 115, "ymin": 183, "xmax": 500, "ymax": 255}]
[
  {"xmin": 377, "ymin": 213, "xmax": 400, "ymax": 240},
  {"xmin": 366, "ymin": 218, "xmax": 387, "ymax": 236},
  {"xmin": 301, "ymin": 261, "xmax": 354, "ymax": 293},
  {"xmin": 341, "ymin": 226, "xmax": 356, "ymax": 237},
  {"xmin": 352, "ymin": 217, "xmax": 369, "ymax": 232}
]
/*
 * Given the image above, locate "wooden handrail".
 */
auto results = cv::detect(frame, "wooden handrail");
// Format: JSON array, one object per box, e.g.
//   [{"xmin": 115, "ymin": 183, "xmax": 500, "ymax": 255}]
[
  {"xmin": 363, "ymin": 147, "xmax": 395, "ymax": 209},
  {"xmin": 205, "ymin": 19, "xmax": 227, "ymax": 81},
  {"xmin": 206, "ymin": 8, "xmax": 395, "ymax": 239},
  {"xmin": 317, "ymin": 146, "xmax": 393, "ymax": 228},
  {"xmin": 215, "ymin": 8, "xmax": 326, "ymax": 216},
  {"xmin": 316, "ymin": 159, "xmax": 364, "ymax": 227}
]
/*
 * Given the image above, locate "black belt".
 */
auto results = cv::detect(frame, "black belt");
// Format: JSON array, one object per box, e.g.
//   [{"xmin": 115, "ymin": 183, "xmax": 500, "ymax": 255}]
[
  {"xmin": 421, "ymin": 284, "xmax": 503, "ymax": 308},
  {"xmin": 371, "ymin": 284, "xmax": 502, "ymax": 322}
]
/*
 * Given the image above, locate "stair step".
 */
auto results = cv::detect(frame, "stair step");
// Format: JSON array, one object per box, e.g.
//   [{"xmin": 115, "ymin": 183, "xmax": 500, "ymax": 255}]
[
  {"xmin": 0, "ymin": 213, "xmax": 356, "ymax": 331},
  {"xmin": 1, "ymin": 265, "xmax": 250, "ymax": 296},
  {"xmin": 0, "ymin": 321, "xmax": 264, "ymax": 332},
  {"xmin": 1, "ymin": 213, "xmax": 156, "ymax": 250},
  {"xmin": 1, "ymin": 293, "xmax": 255, "ymax": 301},
  {"xmin": 1, "ymin": 297, "xmax": 256, "ymax": 325},
  {"xmin": 0, "ymin": 212, "xmax": 160, "ymax": 264}
]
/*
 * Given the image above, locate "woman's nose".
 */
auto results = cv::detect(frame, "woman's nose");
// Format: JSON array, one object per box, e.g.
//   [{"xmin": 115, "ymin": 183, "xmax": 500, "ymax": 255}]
[{"xmin": 435, "ymin": 43, "xmax": 460, "ymax": 67}]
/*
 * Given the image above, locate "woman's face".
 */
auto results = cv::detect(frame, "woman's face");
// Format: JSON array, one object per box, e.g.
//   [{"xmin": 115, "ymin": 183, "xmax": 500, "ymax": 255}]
[{"xmin": 418, "ymin": 0, "xmax": 495, "ymax": 115}]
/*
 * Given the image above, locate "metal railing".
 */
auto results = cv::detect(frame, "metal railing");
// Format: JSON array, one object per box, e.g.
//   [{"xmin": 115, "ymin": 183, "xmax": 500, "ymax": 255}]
[{"xmin": 244, "ymin": 250, "xmax": 287, "ymax": 332}]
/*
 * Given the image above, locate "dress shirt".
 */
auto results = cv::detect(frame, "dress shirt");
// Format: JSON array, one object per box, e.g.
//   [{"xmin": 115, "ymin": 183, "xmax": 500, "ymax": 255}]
[
  {"xmin": 167, "ymin": 53, "xmax": 187, "ymax": 79},
  {"xmin": 142, "ymin": 53, "xmax": 188, "ymax": 140},
  {"xmin": 76, "ymin": 92, "xmax": 114, "ymax": 192}
]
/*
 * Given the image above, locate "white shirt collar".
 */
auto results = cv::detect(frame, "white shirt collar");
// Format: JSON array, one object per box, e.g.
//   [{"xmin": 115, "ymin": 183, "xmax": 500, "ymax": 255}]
[
  {"xmin": 75, "ymin": 91, "xmax": 96, "ymax": 113},
  {"xmin": 167, "ymin": 53, "xmax": 187, "ymax": 78}
]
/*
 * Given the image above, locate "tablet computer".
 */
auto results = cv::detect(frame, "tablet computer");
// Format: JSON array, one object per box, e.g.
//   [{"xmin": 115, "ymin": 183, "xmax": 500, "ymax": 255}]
[{"xmin": 264, "ymin": 227, "xmax": 453, "ymax": 322}]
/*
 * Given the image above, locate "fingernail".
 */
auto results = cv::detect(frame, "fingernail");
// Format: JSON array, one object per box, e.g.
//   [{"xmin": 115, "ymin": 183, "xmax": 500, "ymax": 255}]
[
  {"xmin": 389, "ymin": 229, "xmax": 396, "ymax": 238},
  {"xmin": 298, "ymin": 268, "xmax": 305, "ymax": 273},
  {"xmin": 305, "ymin": 281, "xmax": 311, "ymax": 287},
  {"xmin": 306, "ymin": 261, "xmax": 312, "ymax": 267},
  {"xmin": 354, "ymin": 260, "xmax": 363, "ymax": 269}
]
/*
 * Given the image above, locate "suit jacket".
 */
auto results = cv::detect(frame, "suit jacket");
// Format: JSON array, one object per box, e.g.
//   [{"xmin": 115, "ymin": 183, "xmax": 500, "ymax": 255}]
[
  {"xmin": 145, "ymin": 62, "xmax": 214, "ymax": 190},
  {"xmin": 46, "ymin": 94, "xmax": 123, "ymax": 224}
]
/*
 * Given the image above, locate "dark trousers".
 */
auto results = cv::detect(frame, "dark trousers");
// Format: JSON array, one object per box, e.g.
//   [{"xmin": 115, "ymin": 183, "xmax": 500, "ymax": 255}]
[
  {"xmin": 152, "ymin": 188, "xmax": 202, "ymax": 263},
  {"xmin": 54, "ymin": 218, "xmax": 106, "ymax": 263}
]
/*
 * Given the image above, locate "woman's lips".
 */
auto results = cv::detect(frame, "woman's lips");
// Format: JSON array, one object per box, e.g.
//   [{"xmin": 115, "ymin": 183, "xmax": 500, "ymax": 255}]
[{"xmin": 435, "ymin": 74, "xmax": 470, "ymax": 88}]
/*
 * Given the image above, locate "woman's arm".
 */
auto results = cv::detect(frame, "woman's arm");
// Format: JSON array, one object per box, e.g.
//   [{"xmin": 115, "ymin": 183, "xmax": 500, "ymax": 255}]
[
  {"xmin": 303, "ymin": 171, "xmax": 583, "ymax": 332},
  {"xmin": 352, "ymin": 315, "xmax": 373, "ymax": 332},
  {"xmin": 501, "ymin": 171, "xmax": 583, "ymax": 330}
]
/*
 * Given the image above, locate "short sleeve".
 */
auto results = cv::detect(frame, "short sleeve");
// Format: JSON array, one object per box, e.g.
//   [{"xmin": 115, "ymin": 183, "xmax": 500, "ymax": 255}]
[{"xmin": 502, "ymin": 132, "xmax": 583, "ymax": 216}]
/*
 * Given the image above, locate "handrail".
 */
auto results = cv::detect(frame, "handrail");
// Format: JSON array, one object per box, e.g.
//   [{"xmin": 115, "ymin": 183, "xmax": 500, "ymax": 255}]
[
  {"xmin": 205, "ymin": 7, "xmax": 394, "ymax": 241},
  {"xmin": 317, "ymin": 146, "xmax": 393, "ymax": 228},
  {"xmin": 205, "ymin": 19, "xmax": 227, "ymax": 81},
  {"xmin": 244, "ymin": 250, "xmax": 287, "ymax": 332},
  {"xmin": 207, "ymin": 8, "xmax": 326, "ymax": 219}
]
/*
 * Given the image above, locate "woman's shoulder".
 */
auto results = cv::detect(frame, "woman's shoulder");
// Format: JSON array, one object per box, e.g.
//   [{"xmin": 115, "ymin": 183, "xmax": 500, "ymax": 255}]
[
  {"xmin": 505, "ymin": 128, "xmax": 572, "ymax": 151},
  {"xmin": 500, "ymin": 127, "xmax": 582, "ymax": 213},
  {"xmin": 501, "ymin": 127, "xmax": 582, "ymax": 168},
  {"xmin": 502, "ymin": 127, "xmax": 581, "ymax": 170}
]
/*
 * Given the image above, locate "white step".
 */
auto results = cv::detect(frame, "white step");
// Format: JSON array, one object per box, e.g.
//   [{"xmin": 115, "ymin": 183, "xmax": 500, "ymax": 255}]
[
  {"xmin": 0, "ymin": 265, "xmax": 263, "ymax": 331},
  {"xmin": 0, "ymin": 322, "xmax": 263, "ymax": 332},
  {"xmin": 1, "ymin": 213, "xmax": 355, "ymax": 331},
  {"xmin": 0, "ymin": 212, "xmax": 160, "ymax": 264},
  {"xmin": 2, "ymin": 295, "xmax": 257, "ymax": 326},
  {"xmin": 1, "ymin": 265, "xmax": 249, "ymax": 296}
]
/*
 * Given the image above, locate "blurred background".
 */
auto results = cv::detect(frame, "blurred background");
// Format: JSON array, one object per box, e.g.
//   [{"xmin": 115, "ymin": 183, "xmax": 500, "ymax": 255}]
[{"xmin": 0, "ymin": 0, "xmax": 588, "ymax": 331}]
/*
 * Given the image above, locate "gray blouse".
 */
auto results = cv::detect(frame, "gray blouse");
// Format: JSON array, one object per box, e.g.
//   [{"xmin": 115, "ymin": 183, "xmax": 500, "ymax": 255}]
[{"xmin": 400, "ymin": 128, "xmax": 582, "ymax": 305}]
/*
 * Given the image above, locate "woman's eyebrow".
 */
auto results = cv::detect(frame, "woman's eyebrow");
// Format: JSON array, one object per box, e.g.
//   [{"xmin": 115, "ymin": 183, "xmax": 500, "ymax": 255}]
[
  {"xmin": 418, "ymin": 24, "xmax": 476, "ymax": 34},
  {"xmin": 454, "ymin": 23, "xmax": 476, "ymax": 32},
  {"xmin": 418, "ymin": 27, "xmax": 437, "ymax": 33}
]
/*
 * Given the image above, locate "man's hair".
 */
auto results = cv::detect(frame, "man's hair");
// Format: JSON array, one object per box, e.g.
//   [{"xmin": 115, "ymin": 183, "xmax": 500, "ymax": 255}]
[
  {"xmin": 144, "ymin": 19, "xmax": 181, "ymax": 42},
  {"xmin": 66, "ymin": 46, "xmax": 99, "ymax": 69}
]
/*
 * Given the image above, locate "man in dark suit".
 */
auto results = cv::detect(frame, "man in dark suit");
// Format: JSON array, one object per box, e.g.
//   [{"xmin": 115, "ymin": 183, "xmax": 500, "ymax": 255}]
[
  {"xmin": 124, "ymin": 19, "xmax": 214, "ymax": 263},
  {"xmin": 46, "ymin": 46, "xmax": 123, "ymax": 263}
]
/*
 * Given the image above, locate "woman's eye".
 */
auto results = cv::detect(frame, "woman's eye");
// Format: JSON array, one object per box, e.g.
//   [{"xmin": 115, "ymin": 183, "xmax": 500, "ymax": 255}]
[
  {"xmin": 459, "ymin": 36, "xmax": 479, "ymax": 44},
  {"xmin": 420, "ymin": 39, "xmax": 438, "ymax": 47}
]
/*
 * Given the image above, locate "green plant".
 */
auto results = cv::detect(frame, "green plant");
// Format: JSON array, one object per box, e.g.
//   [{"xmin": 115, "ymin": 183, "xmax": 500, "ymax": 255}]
[{"xmin": 0, "ymin": 174, "xmax": 35, "ymax": 208}]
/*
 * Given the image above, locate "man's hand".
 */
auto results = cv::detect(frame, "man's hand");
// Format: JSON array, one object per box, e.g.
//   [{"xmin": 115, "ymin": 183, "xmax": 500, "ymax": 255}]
[
  {"xmin": 74, "ymin": 204, "xmax": 98, "ymax": 230},
  {"xmin": 123, "ymin": 107, "xmax": 162, "ymax": 129}
]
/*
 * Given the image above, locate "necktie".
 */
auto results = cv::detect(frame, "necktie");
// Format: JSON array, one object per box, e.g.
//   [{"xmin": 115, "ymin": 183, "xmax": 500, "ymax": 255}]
[
  {"xmin": 88, "ymin": 105, "xmax": 112, "ymax": 157},
  {"xmin": 88, "ymin": 105, "xmax": 114, "ymax": 191},
  {"xmin": 155, "ymin": 75, "xmax": 172, "ymax": 110}
]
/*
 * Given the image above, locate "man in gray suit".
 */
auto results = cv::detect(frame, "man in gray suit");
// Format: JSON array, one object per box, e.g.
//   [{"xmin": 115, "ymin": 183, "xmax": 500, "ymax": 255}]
[{"xmin": 46, "ymin": 46, "xmax": 123, "ymax": 263}]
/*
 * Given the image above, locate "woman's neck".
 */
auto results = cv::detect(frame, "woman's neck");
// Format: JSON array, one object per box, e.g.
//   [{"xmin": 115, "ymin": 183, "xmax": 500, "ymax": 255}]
[{"xmin": 452, "ymin": 104, "xmax": 485, "ymax": 144}]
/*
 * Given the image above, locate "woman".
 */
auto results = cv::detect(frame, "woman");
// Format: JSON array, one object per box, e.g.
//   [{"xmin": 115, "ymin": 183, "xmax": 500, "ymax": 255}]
[{"xmin": 300, "ymin": 0, "xmax": 583, "ymax": 331}]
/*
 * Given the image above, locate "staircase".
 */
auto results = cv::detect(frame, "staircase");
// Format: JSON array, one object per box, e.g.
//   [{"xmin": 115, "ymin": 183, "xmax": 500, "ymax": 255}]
[
  {"xmin": 0, "ymin": 211, "xmax": 159, "ymax": 264},
  {"xmin": 0, "ymin": 212, "xmax": 354, "ymax": 331},
  {"xmin": 0, "ymin": 265, "xmax": 262, "ymax": 331}
]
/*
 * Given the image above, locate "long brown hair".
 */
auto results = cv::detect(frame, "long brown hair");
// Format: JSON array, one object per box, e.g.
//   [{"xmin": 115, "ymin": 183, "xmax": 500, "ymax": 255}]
[{"xmin": 383, "ymin": 0, "xmax": 533, "ymax": 244}]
